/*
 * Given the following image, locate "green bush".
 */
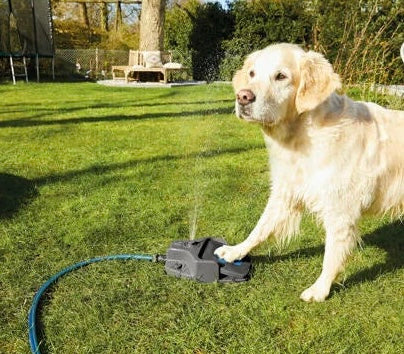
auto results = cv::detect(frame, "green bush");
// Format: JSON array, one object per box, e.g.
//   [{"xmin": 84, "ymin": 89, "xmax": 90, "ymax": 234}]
[
  {"xmin": 218, "ymin": 0, "xmax": 313, "ymax": 80},
  {"xmin": 189, "ymin": 2, "xmax": 234, "ymax": 81},
  {"xmin": 164, "ymin": 0, "xmax": 199, "ymax": 68},
  {"xmin": 165, "ymin": 0, "xmax": 233, "ymax": 81}
]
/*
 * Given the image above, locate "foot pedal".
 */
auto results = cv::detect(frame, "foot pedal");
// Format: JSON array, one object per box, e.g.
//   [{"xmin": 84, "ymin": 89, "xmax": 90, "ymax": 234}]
[{"xmin": 164, "ymin": 237, "xmax": 252, "ymax": 283}]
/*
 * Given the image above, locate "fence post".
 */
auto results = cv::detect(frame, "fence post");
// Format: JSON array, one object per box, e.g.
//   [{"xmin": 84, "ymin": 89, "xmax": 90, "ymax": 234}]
[{"xmin": 96, "ymin": 47, "xmax": 99, "ymax": 77}]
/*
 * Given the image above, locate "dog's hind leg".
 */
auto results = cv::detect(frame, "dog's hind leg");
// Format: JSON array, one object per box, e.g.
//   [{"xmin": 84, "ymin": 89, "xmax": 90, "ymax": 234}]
[{"xmin": 300, "ymin": 215, "xmax": 358, "ymax": 302}]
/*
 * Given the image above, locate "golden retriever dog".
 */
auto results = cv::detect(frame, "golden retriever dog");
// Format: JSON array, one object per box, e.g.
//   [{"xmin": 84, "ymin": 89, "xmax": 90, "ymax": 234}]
[{"xmin": 214, "ymin": 43, "xmax": 404, "ymax": 302}]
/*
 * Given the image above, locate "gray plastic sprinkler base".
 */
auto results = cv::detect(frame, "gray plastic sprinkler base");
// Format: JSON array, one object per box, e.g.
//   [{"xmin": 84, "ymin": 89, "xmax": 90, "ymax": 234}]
[{"xmin": 164, "ymin": 237, "xmax": 252, "ymax": 283}]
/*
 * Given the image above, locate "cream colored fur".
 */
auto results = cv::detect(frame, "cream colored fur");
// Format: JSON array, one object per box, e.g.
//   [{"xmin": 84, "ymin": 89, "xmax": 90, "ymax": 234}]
[{"xmin": 214, "ymin": 43, "xmax": 404, "ymax": 302}]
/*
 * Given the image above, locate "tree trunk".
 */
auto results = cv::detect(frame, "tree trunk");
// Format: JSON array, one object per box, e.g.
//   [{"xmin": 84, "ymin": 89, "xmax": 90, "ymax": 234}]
[
  {"xmin": 79, "ymin": 3, "xmax": 90, "ymax": 29},
  {"xmin": 101, "ymin": 2, "xmax": 109, "ymax": 32},
  {"xmin": 139, "ymin": 0, "xmax": 166, "ymax": 51},
  {"xmin": 115, "ymin": 1, "xmax": 122, "ymax": 31}
]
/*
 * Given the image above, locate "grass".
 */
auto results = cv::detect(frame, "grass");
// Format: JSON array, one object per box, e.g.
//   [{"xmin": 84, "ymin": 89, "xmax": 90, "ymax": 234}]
[{"xmin": 0, "ymin": 82, "xmax": 403, "ymax": 353}]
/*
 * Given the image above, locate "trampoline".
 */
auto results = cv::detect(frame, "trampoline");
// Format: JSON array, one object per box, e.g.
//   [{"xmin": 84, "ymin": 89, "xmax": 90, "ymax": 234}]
[{"xmin": 0, "ymin": 0, "xmax": 54, "ymax": 83}]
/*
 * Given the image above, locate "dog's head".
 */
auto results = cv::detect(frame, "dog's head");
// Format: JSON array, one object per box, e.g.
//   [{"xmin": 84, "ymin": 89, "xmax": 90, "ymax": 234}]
[{"xmin": 232, "ymin": 43, "xmax": 341, "ymax": 126}]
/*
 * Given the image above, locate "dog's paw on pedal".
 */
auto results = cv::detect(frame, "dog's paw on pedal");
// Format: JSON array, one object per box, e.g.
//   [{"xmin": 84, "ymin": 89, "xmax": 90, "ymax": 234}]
[{"xmin": 214, "ymin": 245, "xmax": 245, "ymax": 263}]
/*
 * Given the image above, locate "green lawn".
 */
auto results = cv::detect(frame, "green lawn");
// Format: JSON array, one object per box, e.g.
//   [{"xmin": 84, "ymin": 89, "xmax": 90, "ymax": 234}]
[{"xmin": 0, "ymin": 82, "xmax": 403, "ymax": 353}]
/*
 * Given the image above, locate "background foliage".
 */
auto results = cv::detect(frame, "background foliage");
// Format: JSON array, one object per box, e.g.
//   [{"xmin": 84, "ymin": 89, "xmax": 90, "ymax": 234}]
[
  {"xmin": 165, "ymin": 0, "xmax": 234, "ymax": 80},
  {"xmin": 48, "ymin": 0, "xmax": 404, "ymax": 83},
  {"xmin": 52, "ymin": 1, "xmax": 140, "ymax": 50},
  {"xmin": 312, "ymin": 0, "xmax": 404, "ymax": 85},
  {"xmin": 218, "ymin": 0, "xmax": 313, "ymax": 81}
]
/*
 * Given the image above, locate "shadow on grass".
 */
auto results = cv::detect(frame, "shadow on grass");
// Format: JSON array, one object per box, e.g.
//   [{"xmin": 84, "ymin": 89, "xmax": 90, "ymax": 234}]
[
  {"xmin": 0, "ymin": 101, "xmax": 234, "ymax": 128},
  {"xmin": 345, "ymin": 220, "xmax": 403, "ymax": 286},
  {"xmin": 0, "ymin": 98, "xmax": 233, "ymax": 111},
  {"xmin": 0, "ymin": 145, "xmax": 262, "ymax": 219},
  {"xmin": 0, "ymin": 173, "xmax": 38, "ymax": 218},
  {"xmin": 251, "ymin": 220, "xmax": 403, "ymax": 293},
  {"xmin": 0, "ymin": 106, "xmax": 234, "ymax": 128},
  {"xmin": 33, "ymin": 145, "xmax": 263, "ymax": 186},
  {"xmin": 251, "ymin": 245, "xmax": 323, "ymax": 265}
]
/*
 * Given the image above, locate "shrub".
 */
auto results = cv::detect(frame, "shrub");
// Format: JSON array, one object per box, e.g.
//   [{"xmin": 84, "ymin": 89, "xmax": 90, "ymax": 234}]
[
  {"xmin": 164, "ymin": 0, "xmax": 199, "ymax": 67},
  {"xmin": 313, "ymin": 0, "xmax": 404, "ymax": 85},
  {"xmin": 165, "ymin": 0, "xmax": 234, "ymax": 81},
  {"xmin": 218, "ymin": 0, "xmax": 313, "ymax": 80}
]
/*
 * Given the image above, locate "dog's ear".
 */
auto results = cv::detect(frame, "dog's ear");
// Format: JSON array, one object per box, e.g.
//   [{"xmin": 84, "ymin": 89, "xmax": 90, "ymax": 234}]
[{"xmin": 296, "ymin": 51, "xmax": 341, "ymax": 114}]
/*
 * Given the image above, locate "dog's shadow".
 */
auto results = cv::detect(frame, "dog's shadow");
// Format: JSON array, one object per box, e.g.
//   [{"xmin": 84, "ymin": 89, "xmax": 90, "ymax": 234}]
[
  {"xmin": 0, "ymin": 173, "xmax": 38, "ymax": 218},
  {"xmin": 344, "ymin": 220, "xmax": 403, "ymax": 287},
  {"xmin": 251, "ymin": 220, "xmax": 403, "ymax": 291}
]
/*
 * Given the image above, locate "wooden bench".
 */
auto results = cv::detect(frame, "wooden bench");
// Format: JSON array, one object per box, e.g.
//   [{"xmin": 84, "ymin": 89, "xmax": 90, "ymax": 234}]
[{"xmin": 112, "ymin": 50, "xmax": 188, "ymax": 83}]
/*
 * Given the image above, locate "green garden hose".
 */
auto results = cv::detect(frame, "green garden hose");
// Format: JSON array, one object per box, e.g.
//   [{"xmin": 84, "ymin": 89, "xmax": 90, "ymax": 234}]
[{"xmin": 28, "ymin": 253, "xmax": 165, "ymax": 354}]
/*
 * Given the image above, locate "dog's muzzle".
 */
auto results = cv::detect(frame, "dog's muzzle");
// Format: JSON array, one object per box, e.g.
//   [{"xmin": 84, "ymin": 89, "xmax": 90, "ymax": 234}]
[{"xmin": 236, "ymin": 89, "xmax": 256, "ymax": 120}]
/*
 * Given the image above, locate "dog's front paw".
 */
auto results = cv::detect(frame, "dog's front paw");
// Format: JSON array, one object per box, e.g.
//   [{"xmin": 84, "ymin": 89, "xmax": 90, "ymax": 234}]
[
  {"xmin": 300, "ymin": 283, "xmax": 330, "ymax": 302},
  {"xmin": 214, "ymin": 244, "xmax": 246, "ymax": 263}
]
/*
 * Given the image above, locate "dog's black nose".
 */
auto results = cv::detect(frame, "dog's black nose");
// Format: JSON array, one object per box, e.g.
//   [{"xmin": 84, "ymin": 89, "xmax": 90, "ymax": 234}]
[{"xmin": 237, "ymin": 89, "xmax": 256, "ymax": 106}]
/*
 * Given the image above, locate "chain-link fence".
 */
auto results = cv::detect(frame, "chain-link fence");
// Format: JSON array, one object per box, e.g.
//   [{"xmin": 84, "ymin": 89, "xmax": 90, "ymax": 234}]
[
  {"xmin": 55, "ymin": 48, "xmax": 128, "ymax": 79},
  {"xmin": 54, "ymin": 48, "xmax": 192, "ymax": 81},
  {"xmin": 1, "ymin": 48, "xmax": 192, "ymax": 81}
]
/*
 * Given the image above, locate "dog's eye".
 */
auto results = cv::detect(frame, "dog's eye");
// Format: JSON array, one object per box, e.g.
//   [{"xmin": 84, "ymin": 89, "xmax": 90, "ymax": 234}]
[
  {"xmin": 249, "ymin": 70, "xmax": 255, "ymax": 78},
  {"xmin": 275, "ymin": 72, "xmax": 287, "ymax": 81}
]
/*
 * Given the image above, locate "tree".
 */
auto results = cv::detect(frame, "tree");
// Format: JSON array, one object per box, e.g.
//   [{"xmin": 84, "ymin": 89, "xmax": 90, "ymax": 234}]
[
  {"xmin": 219, "ymin": 0, "xmax": 312, "ymax": 80},
  {"xmin": 115, "ymin": 1, "xmax": 122, "ymax": 30},
  {"xmin": 79, "ymin": 3, "xmax": 90, "ymax": 29},
  {"xmin": 139, "ymin": 0, "xmax": 166, "ymax": 51},
  {"xmin": 101, "ymin": 2, "xmax": 109, "ymax": 31}
]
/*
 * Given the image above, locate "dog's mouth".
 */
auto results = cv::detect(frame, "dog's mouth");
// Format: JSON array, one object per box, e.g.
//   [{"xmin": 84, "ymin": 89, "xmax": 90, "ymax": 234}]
[
  {"xmin": 235, "ymin": 101, "xmax": 258, "ymax": 122},
  {"xmin": 236, "ymin": 102, "xmax": 275, "ymax": 125},
  {"xmin": 237, "ymin": 104, "xmax": 254, "ymax": 121}
]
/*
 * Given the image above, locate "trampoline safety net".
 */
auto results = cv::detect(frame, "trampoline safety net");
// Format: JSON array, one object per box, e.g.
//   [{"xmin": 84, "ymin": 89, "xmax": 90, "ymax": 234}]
[{"xmin": 0, "ymin": 0, "xmax": 53, "ymax": 58}]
